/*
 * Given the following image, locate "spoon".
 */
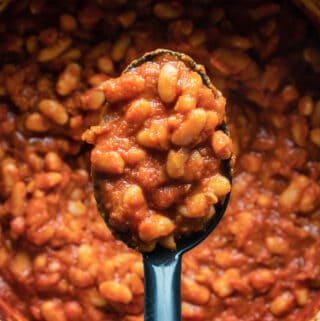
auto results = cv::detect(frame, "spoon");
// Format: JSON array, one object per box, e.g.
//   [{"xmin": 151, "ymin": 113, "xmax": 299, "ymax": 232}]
[{"xmin": 90, "ymin": 49, "xmax": 233, "ymax": 321}]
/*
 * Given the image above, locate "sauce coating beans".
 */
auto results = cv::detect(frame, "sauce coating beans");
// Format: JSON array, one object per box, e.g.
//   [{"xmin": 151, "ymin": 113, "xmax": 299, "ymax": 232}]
[
  {"xmin": 83, "ymin": 54, "xmax": 231, "ymax": 251},
  {"xmin": 0, "ymin": 1, "xmax": 319, "ymax": 321}
]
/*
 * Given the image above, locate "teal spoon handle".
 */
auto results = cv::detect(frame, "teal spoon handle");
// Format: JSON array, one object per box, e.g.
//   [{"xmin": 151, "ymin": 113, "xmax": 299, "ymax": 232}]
[{"xmin": 143, "ymin": 253, "xmax": 182, "ymax": 321}]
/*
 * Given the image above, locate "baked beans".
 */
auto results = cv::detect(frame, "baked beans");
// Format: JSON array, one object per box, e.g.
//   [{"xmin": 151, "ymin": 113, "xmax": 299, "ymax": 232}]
[
  {"xmin": 83, "ymin": 52, "xmax": 231, "ymax": 251},
  {"xmin": 0, "ymin": 1, "xmax": 319, "ymax": 321}
]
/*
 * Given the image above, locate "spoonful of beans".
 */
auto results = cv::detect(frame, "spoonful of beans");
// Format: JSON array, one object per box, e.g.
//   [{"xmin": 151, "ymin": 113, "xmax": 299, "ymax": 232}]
[{"xmin": 82, "ymin": 49, "xmax": 233, "ymax": 321}]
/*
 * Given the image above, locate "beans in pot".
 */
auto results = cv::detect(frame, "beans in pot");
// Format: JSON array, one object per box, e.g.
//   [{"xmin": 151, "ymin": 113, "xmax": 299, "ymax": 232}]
[{"xmin": 0, "ymin": 1, "xmax": 319, "ymax": 321}]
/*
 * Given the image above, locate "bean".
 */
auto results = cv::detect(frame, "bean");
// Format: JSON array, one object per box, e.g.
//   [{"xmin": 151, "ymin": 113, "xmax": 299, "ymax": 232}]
[
  {"xmin": 33, "ymin": 254, "xmax": 47, "ymax": 271},
  {"xmin": 256, "ymin": 194, "xmax": 273, "ymax": 208},
  {"xmin": 182, "ymin": 277, "xmax": 210, "ymax": 305},
  {"xmin": 25, "ymin": 112, "xmax": 50, "ymax": 132},
  {"xmin": 174, "ymin": 95, "xmax": 197, "ymax": 113},
  {"xmin": 221, "ymin": 35, "xmax": 253, "ymax": 50},
  {"xmin": 169, "ymin": 20, "xmax": 193, "ymax": 37},
  {"xmin": 299, "ymin": 183, "xmax": 320, "ymax": 213},
  {"xmin": 266, "ymin": 236, "xmax": 289, "ymax": 255},
  {"xmin": 1, "ymin": 158, "xmax": 19, "ymax": 196},
  {"xmin": 124, "ymin": 147, "xmax": 146, "ymax": 165},
  {"xmin": 249, "ymin": 269, "xmax": 275, "ymax": 292},
  {"xmin": 45, "ymin": 152, "xmax": 62, "ymax": 171},
  {"xmin": 166, "ymin": 148, "xmax": 189, "ymax": 178},
  {"xmin": 210, "ymin": 48, "xmax": 252, "ymax": 76},
  {"xmin": 69, "ymin": 188, "xmax": 84, "ymax": 201},
  {"xmin": 181, "ymin": 302, "xmax": 205, "ymax": 320},
  {"xmin": 0, "ymin": 246, "xmax": 8, "ymax": 268},
  {"xmin": 101, "ymin": 73, "xmax": 145, "ymax": 103},
  {"xmin": 136, "ymin": 120, "xmax": 169, "ymax": 150},
  {"xmin": 99, "ymin": 281, "xmax": 133, "ymax": 304},
  {"xmin": 113, "ymin": 253, "xmax": 139, "ymax": 270},
  {"xmin": 279, "ymin": 175, "xmax": 309, "ymax": 211},
  {"xmin": 60, "ymin": 14, "xmax": 78, "ymax": 32},
  {"xmin": 229, "ymin": 211, "xmax": 254, "ymax": 246},
  {"xmin": 78, "ymin": 4, "xmax": 103, "ymax": 26},
  {"xmin": 159, "ymin": 235, "xmax": 176, "ymax": 250},
  {"xmin": 59, "ymin": 48, "xmax": 82, "ymax": 63},
  {"xmin": 158, "ymin": 63, "xmax": 179, "ymax": 103},
  {"xmin": 117, "ymin": 11, "xmax": 136, "ymax": 28},
  {"xmin": 99, "ymin": 260, "xmax": 115, "ymax": 281},
  {"xmin": 310, "ymin": 127, "xmax": 320, "ymax": 146},
  {"xmin": 211, "ymin": 130, "xmax": 232, "ymax": 159},
  {"xmin": 0, "ymin": 0, "xmax": 9, "ymax": 12},
  {"xmin": 81, "ymin": 89, "xmax": 105, "ymax": 110},
  {"xmin": 69, "ymin": 267, "xmax": 94, "ymax": 288},
  {"xmin": 30, "ymin": 0, "xmax": 46, "ymax": 14},
  {"xmin": 33, "ymin": 224, "xmax": 56, "ymax": 246},
  {"xmin": 86, "ymin": 41, "xmax": 110, "ymax": 62},
  {"xmin": 64, "ymin": 302, "xmax": 82, "ymax": 320},
  {"xmin": 39, "ymin": 29, "xmax": 58, "ymax": 46},
  {"xmin": 56, "ymin": 63, "xmax": 81, "ymax": 96},
  {"xmin": 295, "ymin": 288, "xmax": 309, "ymax": 306},
  {"xmin": 10, "ymin": 182, "xmax": 26, "ymax": 216},
  {"xmin": 26, "ymin": 35, "xmax": 38, "ymax": 53},
  {"xmin": 10, "ymin": 216, "xmax": 25, "ymax": 235},
  {"xmin": 10, "ymin": 251, "xmax": 32, "ymax": 279},
  {"xmin": 111, "ymin": 35, "xmax": 131, "ymax": 62},
  {"xmin": 181, "ymin": 71, "xmax": 202, "ymax": 97},
  {"xmin": 303, "ymin": 47, "xmax": 320, "ymax": 71},
  {"xmin": 68, "ymin": 200, "xmax": 86, "ymax": 216},
  {"xmin": 206, "ymin": 174, "xmax": 231, "ymax": 198},
  {"xmin": 138, "ymin": 213, "xmax": 175, "ymax": 242},
  {"xmin": 37, "ymin": 77, "xmax": 53, "ymax": 93},
  {"xmin": 281, "ymin": 85, "xmax": 299, "ymax": 103},
  {"xmin": 183, "ymin": 150, "xmax": 204, "ymax": 181},
  {"xmin": 189, "ymin": 30, "xmax": 207, "ymax": 47},
  {"xmin": 91, "ymin": 149, "xmax": 125, "ymax": 174},
  {"xmin": 204, "ymin": 111, "xmax": 219, "ymax": 132},
  {"xmin": 38, "ymin": 99, "xmax": 69, "ymax": 125},
  {"xmin": 123, "ymin": 185, "xmax": 145, "ymax": 210},
  {"xmin": 97, "ymin": 56, "xmax": 114, "ymax": 74},
  {"xmin": 214, "ymin": 249, "xmax": 238, "ymax": 268},
  {"xmin": 183, "ymin": 193, "xmax": 208, "ymax": 218},
  {"xmin": 199, "ymin": 86, "xmax": 224, "ymax": 114},
  {"xmin": 212, "ymin": 268, "xmax": 240, "ymax": 298},
  {"xmin": 125, "ymin": 272, "xmax": 144, "ymax": 295},
  {"xmin": 131, "ymin": 261, "xmax": 144, "ymax": 278},
  {"xmin": 89, "ymin": 74, "xmax": 109, "ymax": 87},
  {"xmin": 37, "ymin": 37, "xmax": 72, "ymax": 62},
  {"xmin": 171, "ymin": 109, "xmax": 207, "ymax": 146},
  {"xmin": 270, "ymin": 292, "xmax": 295, "ymax": 316},
  {"xmin": 77, "ymin": 244, "xmax": 96, "ymax": 269},
  {"xmin": 290, "ymin": 115, "xmax": 308, "ymax": 147},
  {"xmin": 125, "ymin": 99, "xmax": 152, "ymax": 123},
  {"xmin": 34, "ymin": 172, "xmax": 63, "ymax": 190},
  {"xmin": 240, "ymin": 153, "xmax": 262, "ymax": 173},
  {"xmin": 88, "ymin": 291, "xmax": 107, "ymax": 308},
  {"xmin": 298, "ymin": 96, "xmax": 314, "ymax": 116},
  {"xmin": 153, "ymin": 2, "xmax": 184, "ymax": 20},
  {"xmin": 311, "ymin": 100, "xmax": 320, "ymax": 127},
  {"xmin": 41, "ymin": 301, "xmax": 66, "ymax": 321},
  {"xmin": 249, "ymin": 4, "xmax": 280, "ymax": 20}
]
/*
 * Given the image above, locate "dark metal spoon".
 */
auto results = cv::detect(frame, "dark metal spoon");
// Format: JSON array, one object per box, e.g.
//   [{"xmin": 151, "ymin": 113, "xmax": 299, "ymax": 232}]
[{"xmin": 92, "ymin": 49, "xmax": 233, "ymax": 321}]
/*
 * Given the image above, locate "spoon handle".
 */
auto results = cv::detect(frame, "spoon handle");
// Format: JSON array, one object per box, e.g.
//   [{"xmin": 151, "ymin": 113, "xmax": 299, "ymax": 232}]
[{"xmin": 143, "ymin": 254, "xmax": 182, "ymax": 321}]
